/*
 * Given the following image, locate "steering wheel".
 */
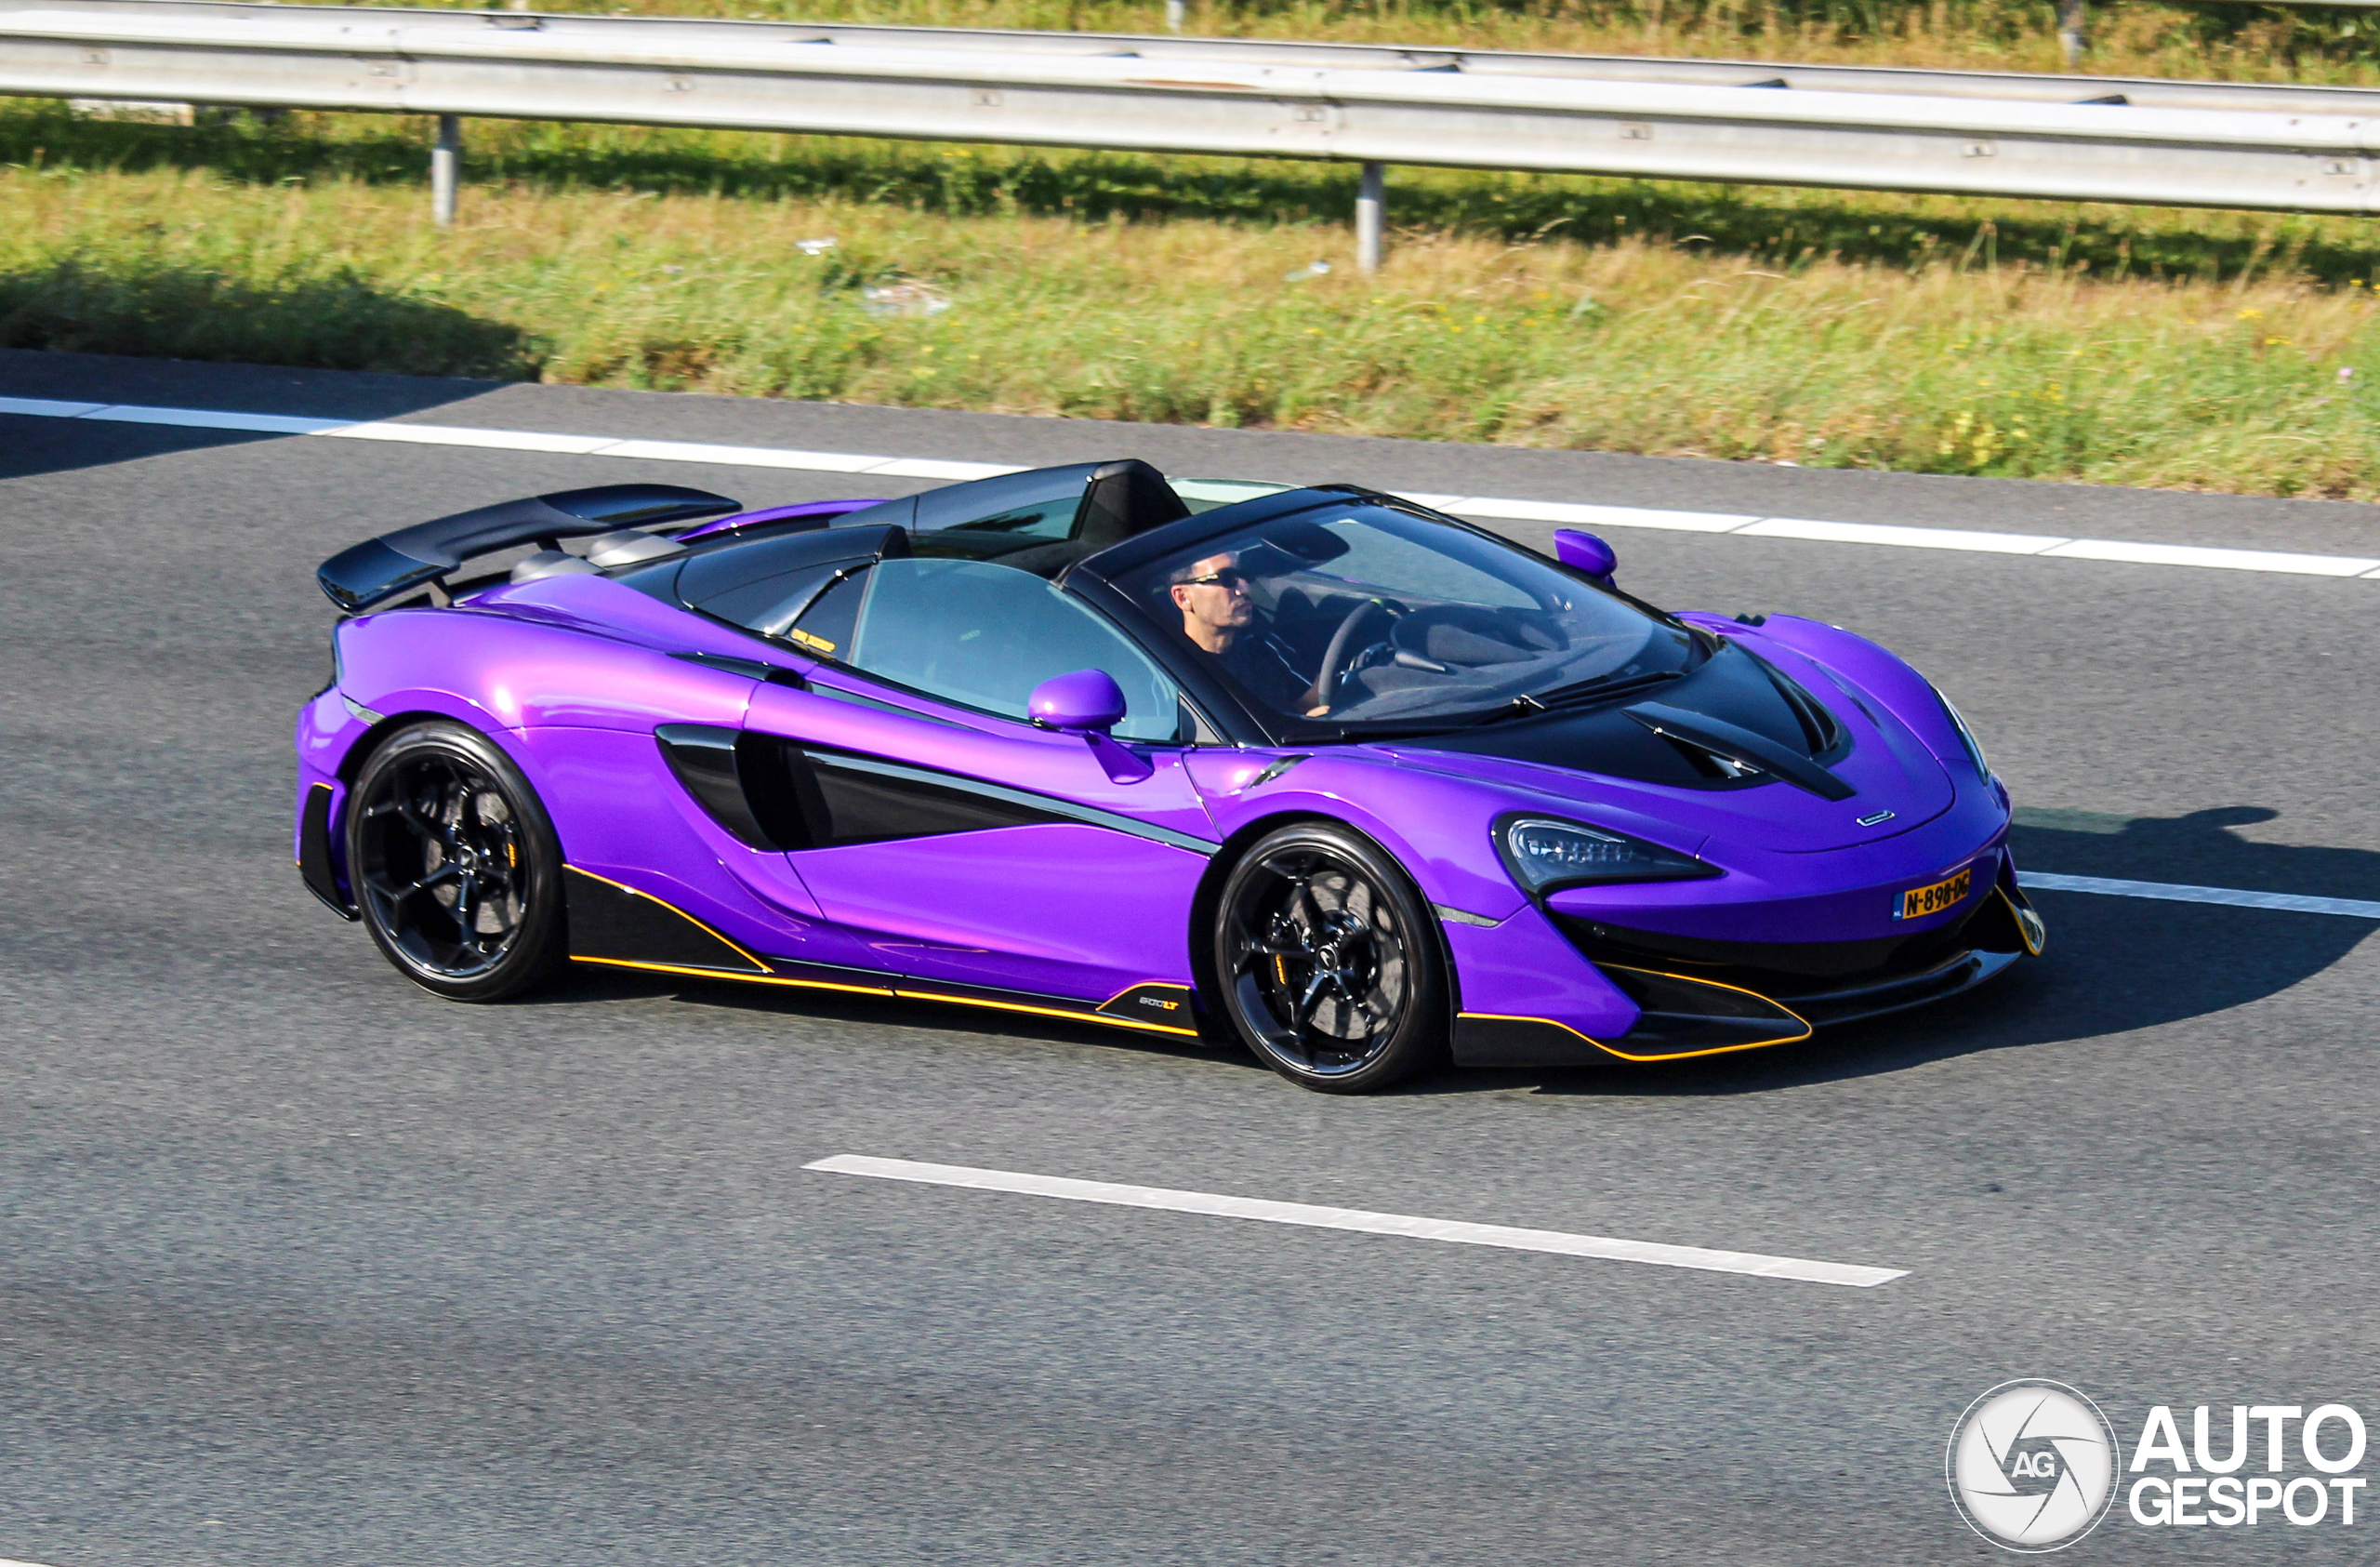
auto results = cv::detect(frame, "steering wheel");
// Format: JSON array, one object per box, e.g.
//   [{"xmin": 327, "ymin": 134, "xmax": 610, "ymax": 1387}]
[{"xmin": 1312, "ymin": 599, "xmax": 1397, "ymax": 712}]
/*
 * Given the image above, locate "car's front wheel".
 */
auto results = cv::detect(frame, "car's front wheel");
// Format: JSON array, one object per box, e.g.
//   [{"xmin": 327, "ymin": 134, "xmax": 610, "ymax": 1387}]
[
  {"xmin": 346, "ymin": 720, "xmax": 566, "ymax": 1002},
  {"xmin": 1212, "ymin": 821, "xmax": 1448, "ymax": 1094}
]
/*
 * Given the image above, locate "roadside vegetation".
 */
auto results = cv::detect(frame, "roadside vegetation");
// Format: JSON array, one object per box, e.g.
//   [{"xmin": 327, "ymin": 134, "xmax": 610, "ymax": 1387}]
[
  {"xmin": 430, "ymin": 0, "xmax": 2380, "ymax": 86},
  {"xmin": 5, "ymin": 0, "xmax": 2379, "ymax": 498}
]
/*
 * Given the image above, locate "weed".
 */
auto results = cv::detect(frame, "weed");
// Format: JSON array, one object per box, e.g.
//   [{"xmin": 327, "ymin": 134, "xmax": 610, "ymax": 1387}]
[{"xmin": 3, "ymin": 95, "xmax": 2375, "ymax": 498}]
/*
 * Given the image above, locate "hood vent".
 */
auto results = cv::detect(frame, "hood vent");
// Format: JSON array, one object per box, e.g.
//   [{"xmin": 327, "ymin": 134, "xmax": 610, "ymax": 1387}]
[{"xmin": 1622, "ymin": 702, "xmax": 1856, "ymax": 801}]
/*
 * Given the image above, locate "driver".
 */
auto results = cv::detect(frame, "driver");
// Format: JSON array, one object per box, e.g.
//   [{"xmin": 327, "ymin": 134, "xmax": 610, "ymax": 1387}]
[{"xmin": 1168, "ymin": 551, "xmax": 1328, "ymax": 717}]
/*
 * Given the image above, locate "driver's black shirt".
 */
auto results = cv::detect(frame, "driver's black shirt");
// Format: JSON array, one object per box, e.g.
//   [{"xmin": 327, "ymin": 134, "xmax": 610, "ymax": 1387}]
[{"xmin": 1210, "ymin": 629, "xmax": 1316, "ymax": 716}]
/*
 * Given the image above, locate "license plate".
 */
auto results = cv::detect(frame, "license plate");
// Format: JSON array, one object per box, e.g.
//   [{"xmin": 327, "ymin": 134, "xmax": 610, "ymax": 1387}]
[{"xmin": 1895, "ymin": 868, "xmax": 1973, "ymax": 921}]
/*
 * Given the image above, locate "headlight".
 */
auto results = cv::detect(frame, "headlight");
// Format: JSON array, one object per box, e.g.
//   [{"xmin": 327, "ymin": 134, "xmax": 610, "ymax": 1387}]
[
  {"xmin": 1497, "ymin": 815, "xmax": 1721, "ymax": 896},
  {"xmin": 1933, "ymin": 685, "xmax": 1990, "ymax": 777}
]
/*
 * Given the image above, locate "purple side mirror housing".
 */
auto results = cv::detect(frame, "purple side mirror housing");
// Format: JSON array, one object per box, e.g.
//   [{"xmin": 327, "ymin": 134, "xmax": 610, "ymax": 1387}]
[
  {"xmin": 1029, "ymin": 669, "xmax": 1152, "ymax": 784},
  {"xmin": 1554, "ymin": 528, "xmax": 1618, "ymax": 581},
  {"xmin": 1029, "ymin": 668, "xmax": 1130, "ymax": 732}
]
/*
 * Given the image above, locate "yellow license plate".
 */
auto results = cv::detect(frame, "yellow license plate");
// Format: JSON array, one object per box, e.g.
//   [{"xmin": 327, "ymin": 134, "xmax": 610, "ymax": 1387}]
[{"xmin": 1896, "ymin": 868, "xmax": 1973, "ymax": 921}]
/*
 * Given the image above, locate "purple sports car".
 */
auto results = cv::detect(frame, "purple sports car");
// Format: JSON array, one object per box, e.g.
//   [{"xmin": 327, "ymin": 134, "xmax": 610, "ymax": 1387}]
[{"xmin": 295, "ymin": 458, "xmax": 2043, "ymax": 1093}]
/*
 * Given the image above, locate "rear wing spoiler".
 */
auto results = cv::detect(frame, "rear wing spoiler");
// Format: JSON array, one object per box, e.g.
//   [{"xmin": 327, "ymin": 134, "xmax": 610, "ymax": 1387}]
[{"xmin": 315, "ymin": 484, "xmax": 742, "ymax": 612}]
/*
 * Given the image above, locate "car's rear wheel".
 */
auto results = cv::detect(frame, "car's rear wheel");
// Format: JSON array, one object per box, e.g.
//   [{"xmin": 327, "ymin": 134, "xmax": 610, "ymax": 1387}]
[
  {"xmin": 1212, "ymin": 822, "xmax": 1448, "ymax": 1094},
  {"xmin": 347, "ymin": 720, "xmax": 566, "ymax": 1002}
]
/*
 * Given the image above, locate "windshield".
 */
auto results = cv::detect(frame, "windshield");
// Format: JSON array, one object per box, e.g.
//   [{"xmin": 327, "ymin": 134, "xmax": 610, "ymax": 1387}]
[{"xmin": 1112, "ymin": 502, "xmax": 1699, "ymax": 732}]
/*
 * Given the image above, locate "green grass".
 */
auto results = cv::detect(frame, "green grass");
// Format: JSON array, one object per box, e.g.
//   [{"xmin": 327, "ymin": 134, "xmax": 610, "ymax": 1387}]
[{"xmin": 5, "ymin": 98, "xmax": 2378, "ymax": 498}]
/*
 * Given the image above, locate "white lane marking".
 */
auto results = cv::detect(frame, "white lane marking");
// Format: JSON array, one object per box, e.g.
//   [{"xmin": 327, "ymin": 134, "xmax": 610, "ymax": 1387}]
[
  {"xmin": 864, "ymin": 456, "xmax": 1025, "ymax": 480},
  {"xmin": 1737, "ymin": 516, "xmax": 2069, "ymax": 554},
  {"xmin": 804, "ymin": 1153, "xmax": 1909, "ymax": 1287},
  {"xmin": 86, "ymin": 403, "xmax": 348, "ymax": 433},
  {"xmin": 6, "ymin": 395, "xmax": 2373, "ymax": 581},
  {"xmin": 2039, "ymin": 538, "xmax": 2380, "ymax": 577},
  {"xmin": 0, "ymin": 394, "xmax": 106, "ymax": 418},
  {"xmin": 321, "ymin": 419, "xmax": 619, "ymax": 454},
  {"xmin": 600, "ymin": 437, "xmax": 892, "ymax": 471},
  {"xmin": 2018, "ymin": 870, "xmax": 2380, "ymax": 920},
  {"xmin": 1454, "ymin": 496, "xmax": 1755, "ymax": 533}
]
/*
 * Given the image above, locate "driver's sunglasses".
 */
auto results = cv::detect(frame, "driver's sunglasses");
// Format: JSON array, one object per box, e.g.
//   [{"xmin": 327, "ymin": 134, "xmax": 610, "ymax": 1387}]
[{"xmin": 1182, "ymin": 568, "xmax": 1248, "ymax": 590}]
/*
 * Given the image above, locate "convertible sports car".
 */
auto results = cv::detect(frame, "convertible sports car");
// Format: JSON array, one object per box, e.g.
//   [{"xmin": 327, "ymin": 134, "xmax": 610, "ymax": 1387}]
[{"xmin": 295, "ymin": 458, "xmax": 2043, "ymax": 1093}]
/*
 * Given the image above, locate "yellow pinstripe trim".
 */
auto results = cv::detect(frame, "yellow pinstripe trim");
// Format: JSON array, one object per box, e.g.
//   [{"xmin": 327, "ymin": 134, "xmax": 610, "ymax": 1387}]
[
  {"xmin": 1587, "ymin": 1030, "xmax": 1810, "ymax": 1063},
  {"xmin": 1996, "ymin": 885, "xmax": 2047, "ymax": 956},
  {"xmin": 573, "ymin": 956, "xmax": 893, "ymax": 996},
  {"xmin": 298, "ymin": 780, "xmax": 336, "ymax": 866},
  {"xmin": 565, "ymin": 869, "xmax": 1202, "ymax": 1038},
  {"xmin": 1461, "ymin": 963, "xmax": 1814, "ymax": 1062},
  {"xmin": 1100, "ymin": 981, "xmax": 1192, "ymax": 1013},
  {"xmin": 563, "ymin": 864, "xmax": 772, "ymax": 973},
  {"xmin": 894, "ymin": 989, "xmax": 1202, "ymax": 1038}
]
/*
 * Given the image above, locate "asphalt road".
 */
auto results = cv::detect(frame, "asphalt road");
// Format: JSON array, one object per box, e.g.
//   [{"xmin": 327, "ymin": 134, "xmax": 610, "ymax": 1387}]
[{"xmin": 3, "ymin": 349, "xmax": 2377, "ymax": 1567}]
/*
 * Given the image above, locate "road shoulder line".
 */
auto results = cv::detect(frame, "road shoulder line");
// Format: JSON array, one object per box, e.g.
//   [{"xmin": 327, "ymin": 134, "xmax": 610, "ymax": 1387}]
[
  {"xmin": 2017, "ymin": 871, "xmax": 2380, "ymax": 919},
  {"xmin": 805, "ymin": 1153, "xmax": 1908, "ymax": 1286},
  {"xmin": 7, "ymin": 395, "xmax": 2378, "ymax": 580}
]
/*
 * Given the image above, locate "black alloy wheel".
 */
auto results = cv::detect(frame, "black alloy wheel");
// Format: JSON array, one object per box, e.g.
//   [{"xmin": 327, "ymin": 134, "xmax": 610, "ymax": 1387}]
[
  {"xmin": 1212, "ymin": 821, "xmax": 1448, "ymax": 1093},
  {"xmin": 347, "ymin": 720, "xmax": 566, "ymax": 1002}
]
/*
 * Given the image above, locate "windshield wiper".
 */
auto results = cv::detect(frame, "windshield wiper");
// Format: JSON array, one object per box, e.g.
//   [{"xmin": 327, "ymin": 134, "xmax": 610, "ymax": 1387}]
[
  {"xmin": 1313, "ymin": 670, "xmax": 1687, "ymax": 740},
  {"xmin": 1528, "ymin": 667, "xmax": 1688, "ymax": 710}
]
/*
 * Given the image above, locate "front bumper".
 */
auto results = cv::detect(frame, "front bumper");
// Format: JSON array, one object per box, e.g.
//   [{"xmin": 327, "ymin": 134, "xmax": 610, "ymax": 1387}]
[{"xmin": 1449, "ymin": 869, "xmax": 2043, "ymax": 1069}]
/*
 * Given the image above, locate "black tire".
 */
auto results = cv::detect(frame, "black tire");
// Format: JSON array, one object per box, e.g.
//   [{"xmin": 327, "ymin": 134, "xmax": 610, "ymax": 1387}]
[
  {"xmin": 1211, "ymin": 821, "xmax": 1448, "ymax": 1094},
  {"xmin": 346, "ymin": 720, "xmax": 567, "ymax": 1003}
]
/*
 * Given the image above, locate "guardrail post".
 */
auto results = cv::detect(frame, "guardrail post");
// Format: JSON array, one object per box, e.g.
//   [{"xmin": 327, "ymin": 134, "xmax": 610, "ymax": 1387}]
[
  {"xmin": 431, "ymin": 113, "xmax": 461, "ymax": 226},
  {"xmin": 1355, "ymin": 161, "xmax": 1385, "ymax": 274},
  {"xmin": 2056, "ymin": 0, "xmax": 2086, "ymax": 64}
]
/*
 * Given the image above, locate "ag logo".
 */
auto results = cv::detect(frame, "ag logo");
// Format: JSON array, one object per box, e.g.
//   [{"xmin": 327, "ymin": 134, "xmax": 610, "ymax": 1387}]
[{"xmin": 1948, "ymin": 1380, "xmax": 2122, "ymax": 1551}]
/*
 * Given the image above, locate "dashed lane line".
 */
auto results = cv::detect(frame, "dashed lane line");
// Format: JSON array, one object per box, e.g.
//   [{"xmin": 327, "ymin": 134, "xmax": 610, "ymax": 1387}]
[
  {"xmin": 803, "ymin": 1154, "xmax": 1909, "ymax": 1287},
  {"xmin": 6, "ymin": 395, "xmax": 2378, "ymax": 579},
  {"xmin": 2017, "ymin": 871, "xmax": 2380, "ymax": 920}
]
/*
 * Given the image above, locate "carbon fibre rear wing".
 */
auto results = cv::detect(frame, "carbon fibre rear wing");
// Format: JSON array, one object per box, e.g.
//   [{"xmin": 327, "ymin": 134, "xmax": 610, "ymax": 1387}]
[{"xmin": 315, "ymin": 484, "xmax": 741, "ymax": 612}]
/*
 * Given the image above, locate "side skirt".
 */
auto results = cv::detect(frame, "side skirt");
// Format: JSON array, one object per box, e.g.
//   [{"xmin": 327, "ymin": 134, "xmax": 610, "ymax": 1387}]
[
  {"xmin": 564, "ymin": 865, "xmax": 771, "ymax": 976},
  {"xmin": 562, "ymin": 865, "xmax": 1201, "ymax": 1040}
]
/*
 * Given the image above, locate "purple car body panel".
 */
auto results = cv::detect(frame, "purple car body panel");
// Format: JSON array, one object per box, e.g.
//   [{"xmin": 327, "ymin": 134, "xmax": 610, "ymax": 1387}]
[
  {"xmin": 744, "ymin": 680, "xmax": 1222, "ymax": 844},
  {"xmin": 297, "ymin": 471, "xmax": 2037, "ymax": 1065},
  {"xmin": 1189, "ymin": 750, "xmax": 1532, "ymax": 923},
  {"xmin": 1441, "ymin": 905, "xmax": 1644, "ymax": 1042},
  {"xmin": 740, "ymin": 678, "xmax": 1216, "ymax": 999},
  {"xmin": 508, "ymin": 723, "xmax": 883, "ymax": 973},
  {"xmin": 1540, "ymin": 793, "xmax": 2005, "ymax": 944},
  {"xmin": 790, "ymin": 826, "xmax": 1209, "ymax": 999},
  {"xmin": 1719, "ymin": 613, "xmax": 1985, "ymax": 776},
  {"xmin": 456, "ymin": 576, "xmax": 813, "ymax": 678}
]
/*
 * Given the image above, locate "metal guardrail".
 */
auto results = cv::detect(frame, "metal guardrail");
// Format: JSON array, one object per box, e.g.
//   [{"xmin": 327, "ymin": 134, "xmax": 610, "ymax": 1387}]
[{"xmin": 3, "ymin": 0, "xmax": 2374, "ymax": 265}]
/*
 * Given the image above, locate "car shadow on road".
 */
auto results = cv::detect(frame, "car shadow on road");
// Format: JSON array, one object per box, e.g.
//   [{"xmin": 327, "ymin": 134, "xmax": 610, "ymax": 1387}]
[
  {"xmin": 1472, "ymin": 804, "xmax": 2380, "ymax": 1099},
  {"xmin": 0, "ymin": 343, "xmax": 520, "ymax": 484},
  {"xmin": 511, "ymin": 805, "xmax": 2377, "ymax": 1096}
]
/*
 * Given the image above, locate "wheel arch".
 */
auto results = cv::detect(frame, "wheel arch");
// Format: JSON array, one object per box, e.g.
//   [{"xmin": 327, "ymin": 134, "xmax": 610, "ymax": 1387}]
[
  {"xmin": 1185, "ymin": 808, "xmax": 1462, "ymax": 1042},
  {"xmin": 336, "ymin": 708, "xmax": 485, "ymax": 784},
  {"xmin": 341, "ymin": 710, "xmax": 572, "ymax": 1003},
  {"xmin": 326, "ymin": 710, "xmax": 561, "ymax": 897}
]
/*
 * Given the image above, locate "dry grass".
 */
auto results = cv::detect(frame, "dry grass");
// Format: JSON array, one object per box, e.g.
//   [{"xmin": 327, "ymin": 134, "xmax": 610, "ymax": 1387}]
[
  {"xmin": 7, "ymin": 116, "xmax": 2373, "ymax": 496},
  {"xmin": 505, "ymin": 0, "xmax": 2380, "ymax": 86}
]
